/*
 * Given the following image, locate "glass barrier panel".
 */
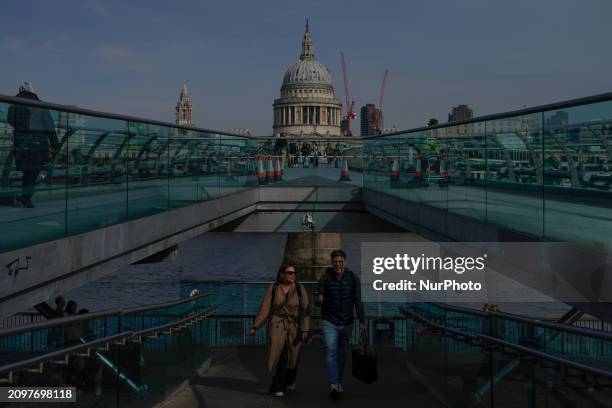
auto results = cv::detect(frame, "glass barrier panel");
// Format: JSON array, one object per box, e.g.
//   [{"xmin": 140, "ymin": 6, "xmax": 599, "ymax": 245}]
[
  {"xmin": 0, "ymin": 101, "xmax": 68, "ymax": 251},
  {"xmin": 543, "ymin": 101, "xmax": 612, "ymax": 242},
  {"xmin": 127, "ymin": 122, "xmax": 170, "ymax": 219},
  {"xmin": 218, "ymin": 135, "xmax": 253, "ymax": 195},
  {"xmin": 117, "ymin": 317, "xmax": 209, "ymax": 406},
  {"xmin": 485, "ymin": 113, "xmax": 544, "ymax": 237},
  {"xmin": 169, "ymin": 130, "xmax": 220, "ymax": 207},
  {"xmin": 407, "ymin": 317, "xmax": 448, "ymax": 400},
  {"xmin": 443, "ymin": 125, "xmax": 487, "ymax": 223},
  {"xmin": 444, "ymin": 335, "xmax": 491, "ymax": 407},
  {"xmin": 66, "ymin": 114, "xmax": 129, "ymax": 236}
]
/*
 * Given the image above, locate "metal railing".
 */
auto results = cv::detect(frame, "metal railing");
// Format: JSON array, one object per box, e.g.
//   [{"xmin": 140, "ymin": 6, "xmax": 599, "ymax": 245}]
[
  {"xmin": 0, "ymin": 305, "xmax": 216, "ymax": 384},
  {"xmin": 427, "ymin": 302, "xmax": 612, "ymax": 341},
  {"xmin": 401, "ymin": 306, "xmax": 612, "ymax": 381},
  {"xmin": 0, "ymin": 95, "xmax": 254, "ymax": 139},
  {"xmin": 0, "ymin": 293, "xmax": 209, "ymax": 339},
  {"xmin": 363, "ymin": 91, "xmax": 612, "ymax": 139}
]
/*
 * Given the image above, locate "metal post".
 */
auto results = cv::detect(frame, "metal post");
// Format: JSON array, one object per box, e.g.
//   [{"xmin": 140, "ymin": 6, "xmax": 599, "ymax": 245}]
[
  {"xmin": 30, "ymin": 314, "xmax": 34, "ymax": 351},
  {"xmin": 243, "ymin": 283, "xmax": 248, "ymax": 345}
]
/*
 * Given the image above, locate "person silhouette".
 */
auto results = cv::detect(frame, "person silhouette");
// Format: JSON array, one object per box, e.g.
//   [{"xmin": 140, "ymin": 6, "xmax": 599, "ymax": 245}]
[{"xmin": 6, "ymin": 82, "xmax": 59, "ymax": 208}]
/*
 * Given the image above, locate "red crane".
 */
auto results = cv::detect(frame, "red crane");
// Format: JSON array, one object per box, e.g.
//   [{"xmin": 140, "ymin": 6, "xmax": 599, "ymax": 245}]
[
  {"xmin": 373, "ymin": 69, "xmax": 388, "ymax": 135},
  {"xmin": 340, "ymin": 51, "xmax": 356, "ymax": 136}
]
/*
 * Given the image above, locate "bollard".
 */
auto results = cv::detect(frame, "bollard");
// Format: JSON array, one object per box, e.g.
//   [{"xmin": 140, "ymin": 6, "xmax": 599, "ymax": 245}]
[
  {"xmin": 415, "ymin": 154, "xmax": 422, "ymax": 181},
  {"xmin": 390, "ymin": 156, "xmax": 400, "ymax": 184},
  {"xmin": 257, "ymin": 154, "xmax": 266, "ymax": 185},
  {"xmin": 338, "ymin": 156, "xmax": 351, "ymax": 181},
  {"xmin": 440, "ymin": 155, "xmax": 448, "ymax": 180},
  {"xmin": 266, "ymin": 155, "xmax": 275, "ymax": 183},
  {"xmin": 275, "ymin": 155, "xmax": 283, "ymax": 181},
  {"xmin": 225, "ymin": 154, "xmax": 236, "ymax": 181},
  {"xmin": 464, "ymin": 153, "xmax": 472, "ymax": 184}
]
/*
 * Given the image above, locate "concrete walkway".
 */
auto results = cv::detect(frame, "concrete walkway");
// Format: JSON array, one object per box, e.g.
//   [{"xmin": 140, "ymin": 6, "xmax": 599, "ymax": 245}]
[{"xmin": 157, "ymin": 345, "xmax": 443, "ymax": 408}]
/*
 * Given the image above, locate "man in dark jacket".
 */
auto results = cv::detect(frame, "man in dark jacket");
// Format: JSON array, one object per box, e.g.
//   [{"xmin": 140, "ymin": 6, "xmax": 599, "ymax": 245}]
[
  {"xmin": 7, "ymin": 82, "xmax": 59, "ymax": 208},
  {"xmin": 316, "ymin": 249, "xmax": 366, "ymax": 399}
]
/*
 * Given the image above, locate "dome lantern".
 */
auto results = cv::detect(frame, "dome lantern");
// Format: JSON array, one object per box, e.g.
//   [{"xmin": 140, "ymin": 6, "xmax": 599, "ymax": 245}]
[{"xmin": 300, "ymin": 19, "xmax": 314, "ymax": 61}]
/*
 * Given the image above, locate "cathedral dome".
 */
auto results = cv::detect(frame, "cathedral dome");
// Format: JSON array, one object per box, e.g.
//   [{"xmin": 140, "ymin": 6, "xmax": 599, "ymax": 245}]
[
  {"xmin": 282, "ymin": 59, "xmax": 332, "ymax": 88},
  {"xmin": 272, "ymin": 21, "xmax": 342, "ymax": 137}
]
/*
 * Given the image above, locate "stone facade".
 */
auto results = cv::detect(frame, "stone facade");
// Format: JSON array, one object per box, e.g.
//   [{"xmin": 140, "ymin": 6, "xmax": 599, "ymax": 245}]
[
  {"xmin": 273, "ymin": 22, "xmax": 342, "ymax": 137},
  {"xmin": 176, "ymin": 81, "xmax": 193, "ymax": 126}
]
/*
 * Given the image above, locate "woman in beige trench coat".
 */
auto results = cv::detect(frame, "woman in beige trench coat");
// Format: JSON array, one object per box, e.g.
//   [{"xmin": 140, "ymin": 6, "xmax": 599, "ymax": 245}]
[{"xmin": 251, "ymin": 263, "xmax": 310, "ymax": 397}]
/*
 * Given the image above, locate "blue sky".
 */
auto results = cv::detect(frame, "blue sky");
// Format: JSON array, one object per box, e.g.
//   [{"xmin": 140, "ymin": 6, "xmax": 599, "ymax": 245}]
[{"xmin": 1, "ymin": 0, "xmax": 611, "ymax": 135}]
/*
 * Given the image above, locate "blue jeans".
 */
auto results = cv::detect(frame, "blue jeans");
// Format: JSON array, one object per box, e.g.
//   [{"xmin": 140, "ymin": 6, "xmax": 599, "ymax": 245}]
[{"xmin": 321, "ymin": 319, "xmax": 352, "ymax": 385}]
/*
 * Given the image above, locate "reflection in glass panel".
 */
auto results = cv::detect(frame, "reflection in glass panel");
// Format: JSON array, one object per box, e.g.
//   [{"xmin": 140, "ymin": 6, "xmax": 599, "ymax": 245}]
[
  {"xmin": 417, "ymin": 129, "xmax": 449, "ymax": 213},
  {"xmin": 485, "ymin": 113, "xmax": 544, "ymax": 237},
  {"xmin": 66, "ymin": 114, "xmax": 129, "ymax": 235},
  {"xmin": 168, "ymin": 129, "xmax": 219, "ymax": 207},
  {"xmin": 127, "ymin": 122, "xmax": 170, "ymax": 219},
  {"xmin": 543, "ymin": 101, "xmax": 612, "ymax": 241},
  {"xmin": 442, "ymin": 125, "xmax": 487, "ymax": 222}
]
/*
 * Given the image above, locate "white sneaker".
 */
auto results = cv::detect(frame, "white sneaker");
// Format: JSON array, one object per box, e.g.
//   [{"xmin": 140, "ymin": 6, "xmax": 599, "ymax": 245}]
[
  {"xmin": 337, "ymin": 383, "xmax": 345, "ymax": 395},
  {"xmin": 329, "ymin": 384, "xmax": 339, "ymax": 400},
  {"xmin": 274, "ymin": 391, "xmax": 284, "ymax": 397}
]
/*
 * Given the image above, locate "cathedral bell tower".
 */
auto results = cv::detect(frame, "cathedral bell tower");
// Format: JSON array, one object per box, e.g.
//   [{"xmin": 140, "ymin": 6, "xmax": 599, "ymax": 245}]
[{"xmin": 175, "ymin": 81, "xmax": 193, "ymax": 126}]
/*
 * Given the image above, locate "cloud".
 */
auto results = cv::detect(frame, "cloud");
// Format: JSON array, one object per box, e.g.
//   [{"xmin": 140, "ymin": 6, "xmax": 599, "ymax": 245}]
[
  {"xmin": 88, "ymin": 0, "xmax": 109, "ymax": 17},
  {"xmin": 93, "ymin": 46, "xmax": 158, "ymax": 72},
  {"xmin": 0, "ymin": 35, "xmax": 25, "ymax": 52}
]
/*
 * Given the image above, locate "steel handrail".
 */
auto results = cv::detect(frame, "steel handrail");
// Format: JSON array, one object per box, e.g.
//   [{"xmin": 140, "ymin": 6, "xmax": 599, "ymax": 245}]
[
  {"xmin": 0, "ymin": 293, "xmax": 210, "ymax": 338},
  {"xmin": 0, "ymin": 308, "xmax": 123, "ymax": 338},
  {"xmin": 120, "ymin": 293, "xmax": 210, "ymax": 315},
  {"xmin": 364, "ymin": 91, "xmax": 612, "ymax": 139},
  {"xmin": 428, "ymin": 302, "xmax": 612, "ymax": 341},
  {"xmin": 0, "ymin": 331, "xmax": 133, "ymax": 376},
  {"xmin": 400, "ymin": 306, "xmax": 612, "ymax": 380},
  {"xmin": 476, "ymin": 332, "xmax": 612, "ymax": 380},
  {"xmin": 0, "ymin": 94, "xmax": 256, "ymax": 139},
  {"xmin": 0, "ymin": 306, "xmax": 218, "ymax": 381},
  {"xmin": 401, "ymin": 307, "xmax": 477, "ymax": 340},
  {"xmin": 132, "ymin": 306, "xmax": 218, "ymax": 337}
]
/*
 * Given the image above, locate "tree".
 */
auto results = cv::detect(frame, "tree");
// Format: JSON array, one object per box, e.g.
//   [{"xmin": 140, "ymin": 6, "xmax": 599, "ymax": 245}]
[{"xmin": 426, "ymin": 118, "xmax": 439, "ymax": 127}]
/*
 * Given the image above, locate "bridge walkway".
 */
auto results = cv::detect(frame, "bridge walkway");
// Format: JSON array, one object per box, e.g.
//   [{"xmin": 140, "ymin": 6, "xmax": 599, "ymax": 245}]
[{"xmin": 158, "ymin": 345, "xmax": 443, "ymax": 408}]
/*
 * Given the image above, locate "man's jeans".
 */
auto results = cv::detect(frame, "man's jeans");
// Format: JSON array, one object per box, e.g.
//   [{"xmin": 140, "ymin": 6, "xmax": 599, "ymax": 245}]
[{"xmin": 321, "ymin": 319, "xmax": 352, "ymax": 385}]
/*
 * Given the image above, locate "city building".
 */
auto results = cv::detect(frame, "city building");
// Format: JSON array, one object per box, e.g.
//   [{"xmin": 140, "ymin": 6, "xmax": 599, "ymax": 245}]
[
  {"xmin": 382, "ymin": 126, "xmax": 398, "ymax": 134},
  {"xmin": 272, "ymin": 21, "xmax": 342, "ymax": 137},
  {"xmin": 546, "ymin": 110, "xmax": 569, "ymax": 127},
  {"xmin": 448, "ymin": 104, "xmax": 473, "ymax": 122},
  {"xmin": 360, "ymin": 103, "xmax": 383, "ymax": 136},
  {"xmin": 175, "ymin": 81, "xmax": 193, "ymax": 126},
  {"xmin": 228, "ymin": 128, "xmax": 252, "ymax": 136}
]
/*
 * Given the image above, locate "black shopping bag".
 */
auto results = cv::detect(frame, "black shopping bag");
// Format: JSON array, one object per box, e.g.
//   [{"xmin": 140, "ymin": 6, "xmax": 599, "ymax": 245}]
[{"xmin": 352, "ymin": 335, "xmax": 378, "ymax": 384}]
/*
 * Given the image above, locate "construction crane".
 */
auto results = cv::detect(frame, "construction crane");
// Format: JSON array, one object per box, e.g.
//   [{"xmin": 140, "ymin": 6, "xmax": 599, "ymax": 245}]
[
  {"xmin": 373, "ymin": 69, "xmax": 388, "ymax": 135},
  {"xmin": 340, "ymin": 51, "xmax": 356, "ymax": 137}
]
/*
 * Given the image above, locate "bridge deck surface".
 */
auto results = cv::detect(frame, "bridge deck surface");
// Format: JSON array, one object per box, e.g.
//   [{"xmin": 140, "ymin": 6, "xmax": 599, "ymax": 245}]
[{"xmin": 157, "ymin": 345, "xmax": 442, "ymax": 408}]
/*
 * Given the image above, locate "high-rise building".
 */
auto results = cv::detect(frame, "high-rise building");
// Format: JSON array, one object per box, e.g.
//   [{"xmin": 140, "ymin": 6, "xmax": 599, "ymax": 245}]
[
  {"xmin": 272, "ymin": 21, "xmax": 342, "ymax": 137},
  {"xmin": 448, "ymin": 105, "xmax": 473, "ymax": 123},
  {"xmin": 360, "ymin": 104, "xmax": 382, "ymax": 136},
  {"xmin": 546, "ymin": 110, "xmax": 569, "ymax": 127},
  {"xmin": 175, "ymin": 81, "xmax": 193, "ymax": 126}
]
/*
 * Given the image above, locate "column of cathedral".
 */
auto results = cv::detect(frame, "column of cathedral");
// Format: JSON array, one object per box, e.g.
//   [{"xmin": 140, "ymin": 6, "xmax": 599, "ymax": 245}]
[{"xmin": 274, "ymin": 106, "xmax": 343, "ymax": 126}]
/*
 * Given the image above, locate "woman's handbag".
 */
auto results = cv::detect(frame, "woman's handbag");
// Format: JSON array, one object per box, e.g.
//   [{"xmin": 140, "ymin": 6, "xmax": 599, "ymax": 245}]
[{"xmin": 352, "ymin": 334, "xmax": 378, "ymax": 384}]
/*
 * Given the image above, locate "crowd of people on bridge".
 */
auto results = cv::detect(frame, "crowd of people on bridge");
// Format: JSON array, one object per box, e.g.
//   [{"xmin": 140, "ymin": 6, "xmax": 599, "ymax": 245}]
[{"xmin": 262, "ymin": 138, "xmax": 346, "ymax": 169}]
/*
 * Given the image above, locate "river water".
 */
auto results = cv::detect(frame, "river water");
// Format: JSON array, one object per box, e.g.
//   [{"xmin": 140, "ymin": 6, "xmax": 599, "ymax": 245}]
[{"xmin": 64, "ymin": 232, "xmax": 569, "ymax": 319}]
